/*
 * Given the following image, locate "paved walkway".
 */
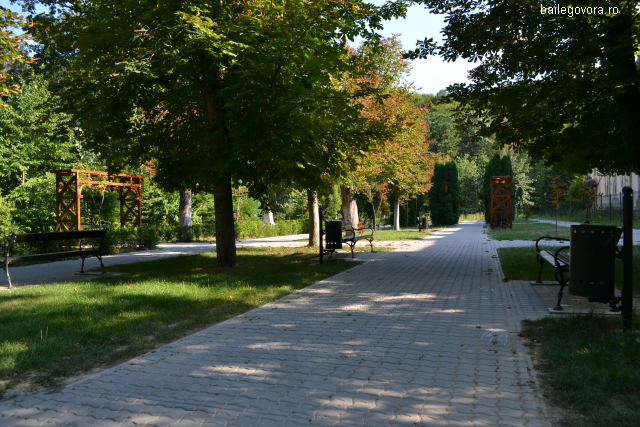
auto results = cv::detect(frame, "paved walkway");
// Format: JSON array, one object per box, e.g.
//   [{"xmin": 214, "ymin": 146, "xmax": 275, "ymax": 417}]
[
  {"xmin": 1, "ymin": 235, "xmax": 309, "ymax": 288},
  {"xmin": 0, "ymin": 222, "xmax": 556, "ymax": 426}
]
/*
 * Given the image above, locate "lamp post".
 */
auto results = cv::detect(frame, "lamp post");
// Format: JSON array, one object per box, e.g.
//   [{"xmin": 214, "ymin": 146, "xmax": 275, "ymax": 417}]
[
  {"xmin": 586, "ymin": 175, "xmax": 592, "ymax": 222},
  {"xmin": 544, "ymin": 192, "xmax": 547, "ymax": 216}
]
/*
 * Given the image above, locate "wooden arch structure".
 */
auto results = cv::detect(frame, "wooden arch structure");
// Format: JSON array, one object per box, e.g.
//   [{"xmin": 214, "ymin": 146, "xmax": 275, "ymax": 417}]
[
  {"xmin": 52, "ymin": 169, "xmax": 143, "ymax": 231},
  {"xmin": 490, "ymin": 176, "xmax": 513, "ymax": 229}
]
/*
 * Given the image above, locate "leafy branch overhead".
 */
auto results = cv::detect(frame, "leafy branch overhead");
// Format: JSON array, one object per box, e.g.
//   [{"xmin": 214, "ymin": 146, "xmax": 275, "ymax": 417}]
[{"xmin": 413, "ymin": 0, "xmax": 640, "ymax": 175}]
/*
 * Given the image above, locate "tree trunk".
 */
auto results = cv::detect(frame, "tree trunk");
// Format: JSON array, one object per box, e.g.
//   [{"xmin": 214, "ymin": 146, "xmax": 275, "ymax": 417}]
[
  {"xmin": 340, "ymin": 185, "xmax": 359, "ymax": 228},
  {"xmin": 202, "ymin": 60, "xmax": 235, "ymax": 267},
  {"xmin": 213, "ymin": 177, "xmax": 237, "ymax": 268},
  {"xmin": 393, "ymin": 191, "xmax": 400, "ymax": 231},
  {"xmin": 307, "ymin": 190, "xmax": 319, "ymax": 247},
  {"xmin": 179, "ymin": 188, "xmax": 192, "ymax": 227}
]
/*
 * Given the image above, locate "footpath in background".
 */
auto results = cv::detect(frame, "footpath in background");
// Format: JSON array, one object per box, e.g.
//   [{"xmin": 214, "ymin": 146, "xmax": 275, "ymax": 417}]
[{"xmin": 1, "ymin": 234, "xmax": 310, "ymax": 288}]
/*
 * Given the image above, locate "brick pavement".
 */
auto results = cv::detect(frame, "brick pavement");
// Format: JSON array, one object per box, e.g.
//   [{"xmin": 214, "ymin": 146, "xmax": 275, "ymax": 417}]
[{"xmin": 0, "ymin": 221, "xmax": 551, "ymax": 427}]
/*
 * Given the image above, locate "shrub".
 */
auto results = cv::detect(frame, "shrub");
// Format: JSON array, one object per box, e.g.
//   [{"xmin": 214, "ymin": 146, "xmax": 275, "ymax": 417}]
[
  {"xmin": 235, "ymin": 219, "xmax": 308, "ymax": 240},
  {"xmin": 428, "ymin": 161, "xmax": 461, "ymax": 226}
]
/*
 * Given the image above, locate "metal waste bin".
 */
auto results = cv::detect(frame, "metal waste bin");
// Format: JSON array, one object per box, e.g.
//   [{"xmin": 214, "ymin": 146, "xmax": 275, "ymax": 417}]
[
  {"xmin": 325, "ymin": 221, "xmax": 343, "ymax": 250},
  {"xmin": 420, "ymin": 217, "xmax": 429, "ymax": 229},
  {"xmin": 568, "ymin": 224, "xmax": 617, "ymax": 299}
]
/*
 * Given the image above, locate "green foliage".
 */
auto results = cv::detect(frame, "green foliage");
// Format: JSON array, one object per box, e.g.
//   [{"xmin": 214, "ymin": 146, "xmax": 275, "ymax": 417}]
[
  {"xmin": 0, "ymin": 75, "xmax": 77, "ymax": 195},
  {"xmin": 457, "ymin": 154, "xmax": 484, "ymax": 213},
  {"xmin": 235, "ymin": 220, "xmax": 308, "ymax": 240},
  {"xmin": 100, "ymin": 226, "xmax": 160, "ymax": 254},
  {"xmin": 428, "ymin": 161, "xmax": 461, "ymax": 225},
  {"xmin": 5, "ymin": 174, "xmax": 57, "ymax": 233},
  {"xmin": 0, "ymin": 193, "xmax": 13, "ymax": 244},
  {"xmin": 413, "ymin": 0, "xmax": 640, "ymax": 174},
  {"xmin": 318, "ymin": 184, "xmax": 342, "ymax": 221}
]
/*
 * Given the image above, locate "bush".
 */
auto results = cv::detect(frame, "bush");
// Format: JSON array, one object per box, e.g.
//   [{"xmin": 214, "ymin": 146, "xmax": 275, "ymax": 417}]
[
  {"xmin": 428, "ymin": 161, "xmax": 461, "ymax": 226},
  {"xmin": 235, "ymin": 219, "xmax": 308, "ymax": 240}
]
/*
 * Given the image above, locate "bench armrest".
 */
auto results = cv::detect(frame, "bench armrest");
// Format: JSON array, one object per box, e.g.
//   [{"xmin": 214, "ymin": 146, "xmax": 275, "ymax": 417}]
[
  {"xmin": 535, "ymin": 236, "xmax": 569, "ymax": 253},
  {"xmin": 554, "ymin": 246, "xmax": 570, "ymax": 267}
]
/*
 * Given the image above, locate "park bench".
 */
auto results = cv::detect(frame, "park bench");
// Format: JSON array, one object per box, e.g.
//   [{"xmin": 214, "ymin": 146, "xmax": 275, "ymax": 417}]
[
  {"xmin": 341, "ymin": 221, "xmax": 375, "ymax": 258},
  {"xmin": 2, "ymin": 230, "xmax": 108, "ymax": 288},
  {"xmin": 535, "ymin": 227, "xmax": 622, "ymax": 310}
]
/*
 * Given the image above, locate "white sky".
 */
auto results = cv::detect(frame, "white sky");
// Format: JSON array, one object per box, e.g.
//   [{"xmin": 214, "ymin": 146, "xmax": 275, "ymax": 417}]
[{"xmin": 1, "ymin": 0, "xmax": 476, "ymax": 94}]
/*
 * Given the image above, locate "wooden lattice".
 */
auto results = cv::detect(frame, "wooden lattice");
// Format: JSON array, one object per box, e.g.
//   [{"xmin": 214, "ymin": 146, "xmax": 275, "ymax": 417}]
[
  {"xmin": 53, "ymin": 169, "xmax": 143, "ymax": 231},
  {"xmin": 490, "ymin": 176, "xmax": 513, "ymax": 229}
]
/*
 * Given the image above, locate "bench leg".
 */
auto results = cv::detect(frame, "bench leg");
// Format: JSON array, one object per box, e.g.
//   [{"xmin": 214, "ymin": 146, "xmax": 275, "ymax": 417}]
[
  {"xmin": 97, "ymin": 254, "xmax": 106, "ymax": 274},
  {"xmin": 535, "ymin": 254, "xmax": 545, "ymax": 284},
  {"xmin": 350, "ymin": 243, "xmax": 355, "ymax": 259},
  {"xmin": 369, "ymin": 239, "xmax": 374, "ymax": 253},
  {"xmin": 80, "ymin": 256, "xmax": 86, "ymax": 274},
  {"xmin": 2, "ymin": 264, "xmax": 11, "ymax": 289},
  {"xmin": 553, "ymin": 271, "xmax": 568, "ymax": 311}
]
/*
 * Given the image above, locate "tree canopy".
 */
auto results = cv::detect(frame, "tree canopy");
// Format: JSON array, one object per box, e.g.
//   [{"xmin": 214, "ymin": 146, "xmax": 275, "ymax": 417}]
[
  {"xmin": 413, "ymin": 0, "xmax": 640, "ymax": 175},
  {"xmin": 20, "ymin": 0, "xmax": 407, "ymax": 266}
]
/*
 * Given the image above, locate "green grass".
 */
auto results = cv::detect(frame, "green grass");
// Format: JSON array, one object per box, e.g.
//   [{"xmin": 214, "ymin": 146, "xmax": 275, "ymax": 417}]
[
  {"xmin": 497, "ymin": 245, "xmax": 640, "ymax": 294},
  {"xmin": 522, "ymin": 315, "xmax": 640, "ymax": 427},
  {"xmin": 373, "ymin": 226, "xmax": 448, "ymax": 241},
  {"xmin": 533, "ymin": 210, "xmax": 640, "ymax": 228},
  {"xmin": 488, "ymin": 221, "xmax": 571, "ymax": 241},
  {"xmin": 0, "ymin": 246, "xmax": 356, "ymax": 390}
]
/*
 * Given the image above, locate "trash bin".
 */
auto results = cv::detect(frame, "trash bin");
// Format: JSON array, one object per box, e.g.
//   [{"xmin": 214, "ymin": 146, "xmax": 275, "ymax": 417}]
[
  {"xmin": 325, "ymin": 221, "xmax": 343, "ymax": 250},
  {"xmin": 420, "ymin": 217, "xmax": 429, "ymax": 229},
  {"xmin": 568, "ymin": 224, "xmax": 617, "ymax": 299}
]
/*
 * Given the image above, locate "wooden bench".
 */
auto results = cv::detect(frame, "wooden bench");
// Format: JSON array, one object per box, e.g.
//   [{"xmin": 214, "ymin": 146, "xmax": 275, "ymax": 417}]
[
  {"xmin": 342, "ymin": 221, "xmax": 375, "ymax": 258},
  {"xmin": 535, "ymin": 228, "xmax": 622, "ymax": 310},
  {"xmin": 2, "ymin": 230, "xmax": 108, "ymax": 288}
]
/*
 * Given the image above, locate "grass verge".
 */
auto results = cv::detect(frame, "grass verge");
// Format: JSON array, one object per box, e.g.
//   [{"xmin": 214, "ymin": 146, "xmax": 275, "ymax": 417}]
[
  {"xmin": 488, "ymin": 221, "xmax": 571, "ymax": 241},
  {"xmin": 497, "ymin": 245, "xmax": 640, "ymax": 294},
  {"xmin": 373, "ymin": 226, "xmax": 449, "ymax": 241},
  {"xmin": 522, "ymin": 315, "xmax": 640, "ymax": 427},
  {"xmin": 0, "ymin": 246, "xmax": 356, "ymax": 392}
]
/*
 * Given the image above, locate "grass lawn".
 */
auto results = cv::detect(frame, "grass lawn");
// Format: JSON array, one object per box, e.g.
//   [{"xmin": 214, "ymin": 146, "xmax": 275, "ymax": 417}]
[
  {"xmin": 488, "ymin": 220, "xmax": 571, "ymax": 241},
  {"xmin": 373, "ymin": 226, "xmax": 449, "ymax": 241},
  {"xmin": 522, "ymin": 315, "xmax": 640, "ymax": 427},
  {"xmin": 497, "ymin": 245, "xmax": 640, "ymax": 294},
  {"xmin": 0, "ymin": 246, "xmax": 356, "ymax": 393}
]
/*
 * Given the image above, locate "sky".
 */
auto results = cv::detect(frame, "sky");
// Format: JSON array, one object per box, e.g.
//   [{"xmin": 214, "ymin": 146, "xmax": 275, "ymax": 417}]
[{"xmin": 1, "ymin": 0, "xmax": 476, "ymax": 94}]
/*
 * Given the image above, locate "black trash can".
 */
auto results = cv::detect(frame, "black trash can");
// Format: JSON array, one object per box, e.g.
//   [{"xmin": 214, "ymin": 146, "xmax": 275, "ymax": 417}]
[
  {"xmin": 325, "ymin": 221, "xmax": 343, "ymax": 250},
  {"xmin": 568, "ymin": 224, "xmax": 617, "ymax": 299},
  {"xmin": 420, "ymin": 217, "xmax": 429, "ymax": 229}
]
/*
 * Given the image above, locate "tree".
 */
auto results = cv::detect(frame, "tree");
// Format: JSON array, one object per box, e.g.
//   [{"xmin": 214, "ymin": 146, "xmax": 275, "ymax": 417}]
[
  {"xmin": 413, "ymin": 0, "xmax": 640, "ymax": 175},
  {"xmin": 0, "ymin": 75, "xmax": 77, "ymax": 194},
  {"xmin": 27, "ymin": 0, "xmax": 404, "ymax": 267},
  {"xmin": 0, "ymin": 9, "xmax": 35, "ymax": 106},
  {"xmin": 341, "ymin": 37, "xmax": 435, "ymax": 231},
  {"xmin": 428, "ymin": 161, "xmax": 460, "ymax": 225}
]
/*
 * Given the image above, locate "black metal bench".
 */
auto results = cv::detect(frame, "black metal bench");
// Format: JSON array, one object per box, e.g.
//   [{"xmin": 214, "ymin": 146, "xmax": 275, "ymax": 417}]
[
  {"xmin": 2, "ymin": 230, "xmax": 108, "ymax": 288},
  {"xmin": 535, "ymin": 228, "xmax": 622, "ymax": 310},
  {"xmin": 341, "ymin": 221, "xmax": 375, "ymax": 258}
]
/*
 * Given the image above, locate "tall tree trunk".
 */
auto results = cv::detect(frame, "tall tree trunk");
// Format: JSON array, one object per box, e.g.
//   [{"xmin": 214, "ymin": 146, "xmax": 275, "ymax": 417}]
[
  {"xmin": 307, "ymin": 190, "xmax": 319, "ymax": 247},
  {"xmin": 340, "ymin": 185, "xmax": 359, "ymax": 228},
  {"xmin": 213, "ymin": 177, "xmax": 237, "ymax": 267},
  {"xmin": 393, "ymin": 190, "xmax": 401, "ymax": 231},
  {"xmin": 203, "ymin": 60, "xmax": 236, "ymax": 267},
  {"xmin": 179, "ymin": 188, "xmax": 192, "ymax": 227}
]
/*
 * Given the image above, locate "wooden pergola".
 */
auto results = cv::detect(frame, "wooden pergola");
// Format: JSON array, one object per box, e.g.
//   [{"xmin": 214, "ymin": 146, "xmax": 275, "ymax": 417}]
[
  {"xmin": 52, "ymin": 169, "xmax": 143, "ymax": 231},
  {"xmin": 490, "ymin": 176, "xmax": 513, "ymax": 229}
]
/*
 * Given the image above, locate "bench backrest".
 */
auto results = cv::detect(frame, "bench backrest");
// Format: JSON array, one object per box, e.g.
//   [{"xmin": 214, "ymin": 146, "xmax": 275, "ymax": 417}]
[{"xmin": 12, "ymin": 230, "xmax": 107, "ymax": 244}]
